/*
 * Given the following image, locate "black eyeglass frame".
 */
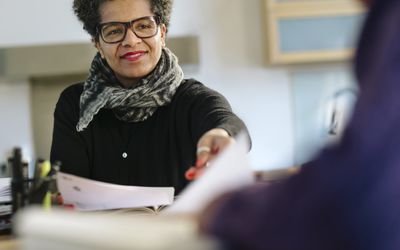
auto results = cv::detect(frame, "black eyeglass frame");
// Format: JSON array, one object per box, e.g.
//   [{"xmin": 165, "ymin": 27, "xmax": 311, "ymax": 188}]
[{"xmin": 97, "ymin": 15, "xmax": 161, "ymax": 44}]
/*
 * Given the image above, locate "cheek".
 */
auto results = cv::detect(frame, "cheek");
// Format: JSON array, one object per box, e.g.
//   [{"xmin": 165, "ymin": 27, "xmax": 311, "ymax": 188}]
[
  {"xmin": 102, "ymin": 47, "xmax": 119, "ymax": 62},
  {"xmin": 152, "ymin": 46, "xmax": 163, "ymax": 64},
  {"xmin": 152, "ymin": 39, "xmax": 164, "ymax": 57}
]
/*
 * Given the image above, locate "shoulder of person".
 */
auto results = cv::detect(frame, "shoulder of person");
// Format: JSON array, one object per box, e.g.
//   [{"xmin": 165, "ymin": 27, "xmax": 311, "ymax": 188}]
[
  {"xmin": 177, "ymin": 78, "xmax": 225, "ymax": 99},
  {"xmin": 56, "ymin": 82, "xmax": 84, "ymax": 110},
  {"xmin": 60, "ymin": 82, "xmax": 84, "ymax": 99},
  {"xmin": 60, "ymin": 82, "xmax": 84, "ymax": 98}
]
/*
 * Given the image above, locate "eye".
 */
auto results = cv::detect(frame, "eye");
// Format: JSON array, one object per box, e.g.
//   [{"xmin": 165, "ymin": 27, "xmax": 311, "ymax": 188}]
[
  {"xmin": 106, "ymin": 28, "xmax": 123, "ymax": 36},
  {"xmin": 102, "ymin": 24, "xmax": 124, "ymax": 37},
  {"xmin": 137, "ymin": 24, "xmax": 152, "ymax": 30}
]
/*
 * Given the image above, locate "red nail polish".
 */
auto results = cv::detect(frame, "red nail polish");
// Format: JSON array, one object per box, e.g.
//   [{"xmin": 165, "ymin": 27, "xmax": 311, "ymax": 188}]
[{"xmin": 185, "ymin": 170, "xmax": 195, "ymax": 180}]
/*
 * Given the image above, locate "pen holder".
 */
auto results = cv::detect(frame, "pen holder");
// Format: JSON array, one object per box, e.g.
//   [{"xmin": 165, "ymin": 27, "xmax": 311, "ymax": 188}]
[
  {"xmin": 10, "ymin": 158, "xmax": 61, "ymax": 213},
  {"xmin": 28, "ymin": 161, "xmax": 60, "ymax": 208},
  {"xmin": 2, "ymin": 148, "xmax": 59, "ymax": 235}
]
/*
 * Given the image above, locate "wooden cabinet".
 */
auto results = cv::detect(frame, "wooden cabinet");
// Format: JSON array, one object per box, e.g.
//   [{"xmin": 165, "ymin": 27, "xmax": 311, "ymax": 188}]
[{"xmin": 264, "ymin": 0, "xmax": 366, "ymax": 64}]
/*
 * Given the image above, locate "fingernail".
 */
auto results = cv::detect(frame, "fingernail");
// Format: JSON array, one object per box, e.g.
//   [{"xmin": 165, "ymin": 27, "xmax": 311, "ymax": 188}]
[
  {"xmin": 185, "ymin": 169, "xmax": 195, "ymax": 180},
  {"xmin": 185, "ymin": 173, "xmax": 194, "ymax": 181}
]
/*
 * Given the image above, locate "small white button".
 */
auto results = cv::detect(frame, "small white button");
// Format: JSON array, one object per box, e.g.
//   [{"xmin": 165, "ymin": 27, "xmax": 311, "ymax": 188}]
[{"xmin": 122, "ymin": 152, "xmax": 128, "ymax": 159}]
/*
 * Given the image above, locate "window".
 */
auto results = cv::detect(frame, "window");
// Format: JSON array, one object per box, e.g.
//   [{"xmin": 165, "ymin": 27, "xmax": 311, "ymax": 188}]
[{"xmin": 264, "ymin": 0, "xmax": 366, "ymax": 64}]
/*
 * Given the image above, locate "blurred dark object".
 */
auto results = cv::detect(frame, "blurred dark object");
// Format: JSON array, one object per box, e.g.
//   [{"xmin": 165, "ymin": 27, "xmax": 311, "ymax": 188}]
[
  {"xmin": 5, "ymin": 147, "xmax": 60, "ymax": 235},
  {"xmin": 0, "ymin": 163, "xmax": 10, "ymax": 178},
  {"xmin": 10, "ymin": 148, "xmax": 25, "ymax": 214},
  {"xmin": 254, "ymin": 166, "xmax": 300, "ymax": 183}
]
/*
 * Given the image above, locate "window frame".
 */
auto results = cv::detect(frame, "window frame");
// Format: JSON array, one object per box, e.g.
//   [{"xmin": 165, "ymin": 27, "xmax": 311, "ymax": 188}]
[{"xmin": 264, "ymin": 0, "xmax": 366, "ymax": 64}]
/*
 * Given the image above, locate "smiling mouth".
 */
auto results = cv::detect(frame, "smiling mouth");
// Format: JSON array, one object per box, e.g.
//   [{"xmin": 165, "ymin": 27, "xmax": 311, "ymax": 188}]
[{"xmin": 121, "ymin": 51, "xmax": 147, "ymax": 61}]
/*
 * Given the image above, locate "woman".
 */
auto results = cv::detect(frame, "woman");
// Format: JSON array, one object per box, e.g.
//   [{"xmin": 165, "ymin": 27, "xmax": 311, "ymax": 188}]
[
  {"xmin": 50, "ymin": 0, "xmax": 250, "ymax": 194},
  {"xmin": 201, "ymin": 0, "xmax": 400, "ymax": 249}
]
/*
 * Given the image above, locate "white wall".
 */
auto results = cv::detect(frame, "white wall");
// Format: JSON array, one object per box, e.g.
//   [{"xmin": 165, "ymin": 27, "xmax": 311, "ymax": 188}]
[
  {"xmin": 291, "ymin": 66, "xmax": 357, "ymax": 165},
  {"xmin": 0, "ymin": 0, "xmax": 90, "ymax": 47},
  {"xmin": 0, "ymin": 79, "xmax": 34, "ymax": 164},
  {"xmin": 0, "ymin": 0, "xmax": 295, "ymax": 170},
  {"xmin": 169, "ymin": 0, "xmax": 294, "ymax": 169}
]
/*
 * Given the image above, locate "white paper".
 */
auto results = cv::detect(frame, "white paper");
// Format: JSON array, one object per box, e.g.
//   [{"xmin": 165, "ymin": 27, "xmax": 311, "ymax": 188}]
[
  {"xmin": 0, "ymin": 177, "xmax": 11, "ymax": 203},
  {"xmin": 165, "ymin": 132, "xmax": 254, "ymax": 214},
  {"xmin": 15, "ymin": 207, "xmax": 216, "ymax": 250},
  {"xmin": 57, "ymin": 172, "xmax": 174, "ymax": 211}
]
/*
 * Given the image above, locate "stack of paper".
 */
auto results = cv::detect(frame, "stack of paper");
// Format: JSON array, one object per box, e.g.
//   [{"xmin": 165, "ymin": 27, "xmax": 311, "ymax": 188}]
[
  {"xmin": 57, "ymin": 173, "xmax": 174, "ymax": 211},
  {"xmin": 15, "ymin": 207, "xmax": 218, "ymax": 250},
  {"xmin": 0, "ymin": 178, "xmax": 11, "ymax": 203}
]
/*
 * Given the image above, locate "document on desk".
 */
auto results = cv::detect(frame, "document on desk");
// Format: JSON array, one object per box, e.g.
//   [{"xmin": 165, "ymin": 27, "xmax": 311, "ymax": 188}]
[
  {"xmin": 0, "ymin": 178, "xmax": 11, "ymax": 203},
  {"xmin": 57, "ymin": 172, "xmax": 174, "ymax": 211},
  {"xmin": 165, "ymin": 132, "xmax": 254, "ymax": 214}
]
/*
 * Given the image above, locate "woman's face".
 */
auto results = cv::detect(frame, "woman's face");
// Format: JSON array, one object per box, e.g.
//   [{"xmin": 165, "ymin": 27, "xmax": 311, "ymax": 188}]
[{"xmin": 95, "ymin": 0, "xmax": 166, "ymax": 87}]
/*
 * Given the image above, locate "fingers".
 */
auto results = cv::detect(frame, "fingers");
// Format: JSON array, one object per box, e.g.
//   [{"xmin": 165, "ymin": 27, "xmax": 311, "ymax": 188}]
[
  {"xmin": 185, "ymin": 128, "xmax": 235, "ymax": 181},
  {"xmin": 186, "ymin": 147, "xmax": 212, "ymax": 181},
  {"xmin": 185, "ymin": 167, "xmax": 196, "ymax": 180},
  {"xmin": 195, "ymin": 129, "xmax": 232, "ymax": 167},
  {"xmin": 197, "ymin": 146, "xmax": 211, "ymax": 154},
  {"xmin": 185, "ymin": 165, "xmax": 207, "ymax": 181},
  {"xmin": 196, "ymin": 135, "xmax": 234, "ymax": 167},
  {"xmin": 196, "ymin": 146, "xmax": 211, "ymax": 168},
  {"xmin": 188, "ymin": 147, "xmax": 211, "ymax": 180}
]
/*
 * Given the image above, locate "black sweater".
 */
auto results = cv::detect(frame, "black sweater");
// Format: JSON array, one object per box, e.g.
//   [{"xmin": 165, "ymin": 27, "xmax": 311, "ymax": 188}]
[{"xmin": 50, "ymin": 79, "xmax": 249, "ymax": 193}]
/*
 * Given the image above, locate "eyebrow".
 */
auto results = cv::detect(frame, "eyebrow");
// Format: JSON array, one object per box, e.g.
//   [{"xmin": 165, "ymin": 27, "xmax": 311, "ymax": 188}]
[{"xmin": 99, "ymin": 16, "xmax": 156, "ymax": 26}]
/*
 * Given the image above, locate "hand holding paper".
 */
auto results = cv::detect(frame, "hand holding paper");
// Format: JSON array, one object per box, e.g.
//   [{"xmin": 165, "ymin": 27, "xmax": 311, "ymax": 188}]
[{"xmin": 166, "ymin": 132, "xmax": 254, "ymax": 214}]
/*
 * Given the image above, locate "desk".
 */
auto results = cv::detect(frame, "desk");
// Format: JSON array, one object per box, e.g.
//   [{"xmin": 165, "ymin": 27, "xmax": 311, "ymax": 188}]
[
  {"xmin": 0, "ymin": 235, "xmax": 19, "ymax": 250},
  {"xmin": 10, "ymin": 208, "xmax": 218, "ymax": 250}
]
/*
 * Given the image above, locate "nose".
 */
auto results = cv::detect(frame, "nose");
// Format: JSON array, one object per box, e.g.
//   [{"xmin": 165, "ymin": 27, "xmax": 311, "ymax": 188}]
[{"xmin": 121, "ymin": 28, "xmax": 142, "ymax": 46}]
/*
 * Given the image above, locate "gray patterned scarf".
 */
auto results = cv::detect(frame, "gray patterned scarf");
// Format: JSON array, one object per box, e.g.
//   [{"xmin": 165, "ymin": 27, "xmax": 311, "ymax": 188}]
[{"xmin": 76, "ymin": 47, "xmax": 184, "ymax": 132}]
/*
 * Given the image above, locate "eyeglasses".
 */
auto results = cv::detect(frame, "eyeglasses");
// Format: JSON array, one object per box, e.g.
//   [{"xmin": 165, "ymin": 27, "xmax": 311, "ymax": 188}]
[{"xmin": 98, "ymin": 16, "xmax": 160, "ymax": 44}]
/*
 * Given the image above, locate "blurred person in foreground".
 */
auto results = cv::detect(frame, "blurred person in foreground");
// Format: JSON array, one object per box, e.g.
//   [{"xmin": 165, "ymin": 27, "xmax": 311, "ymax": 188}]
[
  {"xmin": 50, "ymin": 0, "xmax": 249, "ymax": 194},
  {"xmin": 200, "ymin": 0, "xmax": 400, "ymax": 249}
]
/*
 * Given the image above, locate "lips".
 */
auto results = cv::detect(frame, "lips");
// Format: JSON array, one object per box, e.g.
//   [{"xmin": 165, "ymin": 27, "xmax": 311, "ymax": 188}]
[{"xmin": 121, "ymin": 51, "xmax": 147, "ymax": 61}]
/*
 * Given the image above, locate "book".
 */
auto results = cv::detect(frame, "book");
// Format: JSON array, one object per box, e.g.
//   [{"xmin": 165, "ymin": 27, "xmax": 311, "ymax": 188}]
[
  {"xmin": 57, "ymin": 172, "xmax": 175, "ymax": 212},
  {"xmin": 102, "ymin": 204, "xmax": 169, "ymax": 215}
]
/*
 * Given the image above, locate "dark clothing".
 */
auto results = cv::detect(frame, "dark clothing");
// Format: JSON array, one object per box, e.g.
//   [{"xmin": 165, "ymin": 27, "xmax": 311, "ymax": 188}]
[
  {"xmin": 206, "ymin": 1, "xmax": 400, "ymax": 249},
  {"xmin": 50, "ymin": 79, "xmax": 248, "ymax": 194}
]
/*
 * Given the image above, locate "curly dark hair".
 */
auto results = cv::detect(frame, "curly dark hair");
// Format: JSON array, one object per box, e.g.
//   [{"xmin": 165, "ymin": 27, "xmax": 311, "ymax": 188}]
[{"xmin": 72, "ymin": 0, "xmax": 173, "ymax": 40}]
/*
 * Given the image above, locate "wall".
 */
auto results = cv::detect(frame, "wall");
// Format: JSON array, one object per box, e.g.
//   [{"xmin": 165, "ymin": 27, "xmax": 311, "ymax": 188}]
[
  {"xmin": 0, "ymin": 0, "xmax": 337, "ymax": 170},
  {"xmin": 291, "ymin": 65, "xmax": 358, "ymax": 165},
  {"xmin": 0, "ymin": 0, "xmax": 89, "ymax": 47},
  {"xmin": 0, "ymin": 78, "xmax": 34, "ymax": 165},
  {"xmin": 169, "ymin": 0, "xmax": 294, "ymax": 169}
]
